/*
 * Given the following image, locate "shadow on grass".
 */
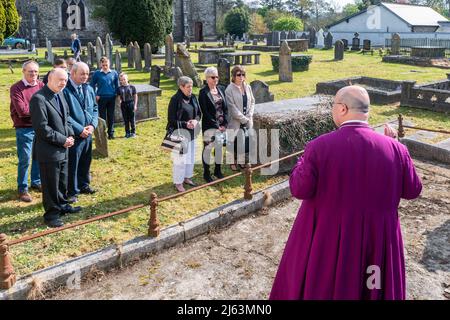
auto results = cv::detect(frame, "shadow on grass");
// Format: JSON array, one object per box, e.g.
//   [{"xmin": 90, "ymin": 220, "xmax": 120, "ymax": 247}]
[
  {"xmin": 254, "ymin": 70, "xmax": 277, "ymax": 77},
  {"xmin": 0, "ymin": 167, "xmax": 275, "ymax": 237},
  {"xmin": 377, "ymin": 106, "xmax": 450, "ymax": 123}
]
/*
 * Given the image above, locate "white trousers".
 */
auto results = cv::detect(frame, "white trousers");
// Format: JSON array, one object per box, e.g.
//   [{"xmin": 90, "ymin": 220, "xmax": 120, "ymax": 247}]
[{"xmin": 171, "ymin": 139, "xmax": 196, "ymax": 184}]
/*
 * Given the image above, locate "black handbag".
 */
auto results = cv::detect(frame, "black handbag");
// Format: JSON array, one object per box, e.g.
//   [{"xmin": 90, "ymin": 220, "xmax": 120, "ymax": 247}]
[{"xmin": 161, "ymin": 126, "xmax": 187, "ymax": 154}]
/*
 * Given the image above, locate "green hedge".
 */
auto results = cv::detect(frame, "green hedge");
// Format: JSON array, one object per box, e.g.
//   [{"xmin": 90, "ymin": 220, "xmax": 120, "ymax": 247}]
[{"xmin": 271, "ymin": 54, "xmax": 312, "ymax": 72}]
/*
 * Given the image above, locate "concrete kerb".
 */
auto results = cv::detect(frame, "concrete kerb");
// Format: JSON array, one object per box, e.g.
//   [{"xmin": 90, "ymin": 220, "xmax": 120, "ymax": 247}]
[
  {"xmin": 401, "ymin": 138, "xmax": 450, "ymax": 165},
  {"xmin": 0, "ymin": 180, "xmax": 291, "ymax": 300}
]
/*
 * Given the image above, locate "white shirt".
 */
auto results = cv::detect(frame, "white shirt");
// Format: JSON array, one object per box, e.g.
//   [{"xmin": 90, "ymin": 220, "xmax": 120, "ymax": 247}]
[{"xmin": 22, "ymin": 78, "xmax": 38, "ymax": 87}]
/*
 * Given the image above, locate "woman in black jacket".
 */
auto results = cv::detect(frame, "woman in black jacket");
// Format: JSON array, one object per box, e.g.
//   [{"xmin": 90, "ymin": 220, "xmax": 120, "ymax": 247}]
[
  {"xmin": 198, "ymin": 67, "xmax": 228, "ymax": 183},
  {"xmin": 167, "ymin": 76, "xmax": 201, "ymax": 192}
]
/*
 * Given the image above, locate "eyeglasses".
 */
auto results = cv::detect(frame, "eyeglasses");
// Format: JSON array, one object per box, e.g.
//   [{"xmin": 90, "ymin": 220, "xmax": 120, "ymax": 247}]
[
  {"xmin": 236, "ymin": 73, "xmax": 246, "ymax": 77},
  {"xmin": 209, "ymin": 76, "xmax": 219, "ymax": 79}
]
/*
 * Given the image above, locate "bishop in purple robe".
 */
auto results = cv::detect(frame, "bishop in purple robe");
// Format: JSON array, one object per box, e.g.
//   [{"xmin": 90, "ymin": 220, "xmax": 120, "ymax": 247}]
[{"xmin": 270, "ymin": 86, "xmax": 422, "ymax": 300}]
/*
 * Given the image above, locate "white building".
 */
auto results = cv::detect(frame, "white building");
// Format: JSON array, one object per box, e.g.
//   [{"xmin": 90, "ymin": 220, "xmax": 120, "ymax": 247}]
[{"xmin": 328, "ymin": 2, "xmax": 450, "ymax": 47}]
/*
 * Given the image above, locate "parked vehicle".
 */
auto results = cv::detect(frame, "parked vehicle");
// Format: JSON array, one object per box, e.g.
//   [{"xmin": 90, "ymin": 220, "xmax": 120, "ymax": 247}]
[{"xmin": 2, "ymin": 36, "xmax": 29, "ymax": 49}]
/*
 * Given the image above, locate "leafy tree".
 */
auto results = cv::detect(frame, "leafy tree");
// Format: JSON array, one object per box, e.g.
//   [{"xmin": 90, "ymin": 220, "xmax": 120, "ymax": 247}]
[
  {"xmin": 342, "ymin": 3, "xmax": 360, "ymax": 17},
  {"xmin": 250, "ymin": 12, "xmax": 268, "ymax": 34},
  {"xmin": 224, "ymin": 7, "xmax": 251, "ymax": 37},
  {"xmin": 264, "ymin": 9, "xmax": 289, "ymax": 30},
  {"xmin": 107, "ymin": 0, "xmax": 173, "ymax": 49},
  {"xmin": 273, "ymin": 16, "xmax": 304, "ymax": 30},
  {"xmin": 0, "ymin": 1, "xmax": 5, "ymax": 43},
  {"xmin": 1, "ymin": 0, "xmax": 19, "ymax": 39},
  {"xmin": 259, "ymin": 0, "xmax": 285, "ymax": 10}
]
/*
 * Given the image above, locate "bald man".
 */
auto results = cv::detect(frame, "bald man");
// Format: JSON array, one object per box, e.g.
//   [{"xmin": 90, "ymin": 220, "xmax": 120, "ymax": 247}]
[
  {"xmin": 63, "ymin": 62, "xmax": 98, "ymax": 203},
  {"xmin": 270, "ymin": 85, "xmax": 422, "ymax": 300},
  {"xmin": 30, "ymin": 68, "xmax": 82, "ymax": 228}
]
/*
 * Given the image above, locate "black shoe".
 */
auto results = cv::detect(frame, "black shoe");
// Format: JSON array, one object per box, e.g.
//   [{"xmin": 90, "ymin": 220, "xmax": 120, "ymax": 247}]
[
  {"xmin": 45, "ymin": 219, "xmax": 64, "ymax": 228},
  {"xmin": 214, "ymin": 171, "xmax": 224, "ymax": 179},
  {"xmin": 125, "ymin": 133, "xmax": 131, "ymax": 138},
  {"xmin": 30, "ymin": 184, "xmax": 42, "ymax": 192},
  {"xmin": 203, "ymin": 174, "xmax": 214, "ymax": 183},
  {"xmin": 67, "ymin": 195, "xmax": 78, "ymax": 203},
  {"xmin": 61, "ymin": 205, "xmax": 82, "ymax": 215},
  {"xmin": 108, "ymin": 135, "xmax": 115, "ymax": 140},
  {"xmin": 80, "ymin": 187, "xmax": 96, "ymax": 194}
]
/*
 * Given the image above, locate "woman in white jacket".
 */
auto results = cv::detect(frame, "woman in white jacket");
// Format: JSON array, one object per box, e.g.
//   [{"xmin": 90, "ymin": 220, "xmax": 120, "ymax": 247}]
[{"xmin": 224, "ymin": 65, "xmax": 255, "ymax": 171}]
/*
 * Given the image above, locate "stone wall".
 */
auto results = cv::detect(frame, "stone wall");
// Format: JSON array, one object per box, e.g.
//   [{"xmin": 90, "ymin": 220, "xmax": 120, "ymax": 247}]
[{"xmin": 16, "ymin": 0, "xmax": 109, "ymax": 47}]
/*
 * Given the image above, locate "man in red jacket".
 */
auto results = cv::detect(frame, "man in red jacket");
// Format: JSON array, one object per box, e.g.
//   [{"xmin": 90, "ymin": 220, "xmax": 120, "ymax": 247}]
[{"xmin": 10, "ymin": 60, "xmax": 44, "ymax": 202}]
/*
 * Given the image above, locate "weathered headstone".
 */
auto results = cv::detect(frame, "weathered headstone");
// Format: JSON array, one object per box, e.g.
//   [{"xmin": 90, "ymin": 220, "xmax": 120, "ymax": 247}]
[
  {"xmin": 279, "ymin": 41, "xmax": 292, "ymax": 82},
  {"xmin": 391, "ymin": 33, "xmax": 401, "ymax": 55},
  {"xmin": 144, "ymin": 43, "xmax": 152, "ymax": 72},
  {"xmin": 341, "ymin": 39, "xmax": 349, "ymax": 50},
  {"xmin": 266, "ymin": 32, "xmax": 273, "ymax": 46},
  {"xmin": 165, "ymin": 34, "xmax": 174, "ymax": 72},
  {"xmin": 252, "ymin": 39, "xmax": 258, "ymax": 46},
  {"xmin": 173, "ymin": 67, "xmax": 183, "ymax": 82},
  {"xmin": 175, "ymin": 43, "xmax": 202, "ymax": 87},
  {"xmin": 134, "ymin": 41, "xmax": 143, "ymax": 71},
  {"xmin": 363, "ymin": 39, "xmax": 371, "ymax": 51},
  {"xmin": 288, "ymin": 31, "xmax": 296, "ymax": 39},
  {"xmin": 308, "ymin": 27, "xmax": 316, "ymax": 48},
  {"xmin": 46, "ymin": 38, "xmax": 54, "ymax": 64},
  {"xmin": 300, "ymin": 32, "xmax": 308, "ymax": 39},
  {"xmin": 96, "ymin": 36, "xmax": 104, "ymax": 69},
  {"xmin": 127, "ymin": 42, "xmax": 134, "ymax": 68},
  {"xmin": 351, "ymin": 32, "xmax": 360, "ymax": 51},
  {"xmin": 87, "ymin": 42, "xmax": 94, "ymax": 67},
  {"xmin": 250, "ymin": 80, "xmax": 274, "ymax": 104},
  {"xmin": 226, "ymin": 33, "xmax": 231, "ymax": 46},
  {"xmin": 317, "ymin": 29, "xmax": 325, "ymax": 49},
  {"xmin": 105, "ymin": 33, "xmax": 113, "ymax": 62},
  {"xmin": 94, "ymin": 118, "xmax": 108, "ymax": 157},
  {"xmin": 280, "ymin": 31, "xmax": 287, "ymax": 41},
  {"xmin": 273, "ymin": 32, "xmax": 280, "ymax": 47},
  {"xmin": 334, "ymin": 40, "xmax": 344, "ymax": 61},
  {"xmin": 150, "ymin": 65, "xmax": 162, "ymax": 88},
  {"xmin": 115, "ymin": 50, "xmax": 122, "ymax": 74},
  {"xmin": 185, "ymin": 36, "xmax": 191, "ymax": 49},
  {"xmin": 218, "ymin": 58, "xmax": 231, "ymax": 87},
  {"xmin": 324, "ymin": 32, "xmax": 333, "ymax": 49},
  {"xmin": 63, "ymin": 50, "xmax": 68, "ymax": 59}
]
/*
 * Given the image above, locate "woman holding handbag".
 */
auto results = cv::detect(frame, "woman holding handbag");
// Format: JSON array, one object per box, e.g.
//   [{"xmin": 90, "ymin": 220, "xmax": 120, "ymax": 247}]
[
  {"xmin": 199, "ymin": 67, "xmax": 228, "ymax": 183},
  {"xmin": 224, "ymin": 65, "xmax": 255, "ymax": 171},
  {"xmin": 167, "ymin": 77, "xmax": 201, "ymax": 192}
]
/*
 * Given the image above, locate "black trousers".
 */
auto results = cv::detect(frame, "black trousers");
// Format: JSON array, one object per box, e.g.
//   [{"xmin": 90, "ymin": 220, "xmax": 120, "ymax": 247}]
[
  {"xmin": 98, "ymin": 97, "xmax": 116, "ymax": 137},
  {"xmin": 202, "ymin": 141, "xmax": 223, "ymax": 176},
  {"xmin": 39, "ymin": 159, "xmax": 69, "ymax": 221},
  {"xmin": 68, "ymin": 136, "xmax": 92, "ymax": 197},
  {"xmin": 120, "ymin": 101, "xmax": 136, "ymax": 134}
]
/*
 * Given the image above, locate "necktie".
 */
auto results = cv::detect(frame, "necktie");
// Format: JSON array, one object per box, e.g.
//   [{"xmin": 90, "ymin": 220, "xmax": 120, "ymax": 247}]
[
  {"xmin": 77, "ymin": 86, "xmax": 84, "ymax": 101},
  {"xmin": 55, "ymin": 94, "xmax": 65, "ymax": 117}
]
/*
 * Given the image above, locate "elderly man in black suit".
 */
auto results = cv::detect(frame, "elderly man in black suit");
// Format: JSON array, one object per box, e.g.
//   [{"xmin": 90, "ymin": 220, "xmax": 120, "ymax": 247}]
[{"xmin": 30, "ymin": 68, "xmax": 82, "ymax": 228}]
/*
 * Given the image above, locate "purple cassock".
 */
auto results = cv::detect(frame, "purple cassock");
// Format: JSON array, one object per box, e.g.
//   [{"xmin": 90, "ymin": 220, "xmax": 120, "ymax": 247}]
[{"xmin": 270, "ymin": 122, "xmax": 422, "ymax": 300}]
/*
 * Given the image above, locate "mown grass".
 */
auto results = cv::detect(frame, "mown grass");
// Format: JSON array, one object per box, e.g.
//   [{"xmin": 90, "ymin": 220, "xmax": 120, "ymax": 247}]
[{"xmin": 0, "ymin": 44, "xmax": 449, "ymax": 276}]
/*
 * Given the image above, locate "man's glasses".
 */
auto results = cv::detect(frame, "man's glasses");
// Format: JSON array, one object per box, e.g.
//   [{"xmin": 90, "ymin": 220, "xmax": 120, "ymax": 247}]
[
  {"xmin": 236, "ymin": 73, "xmax": 246, "ymax": 77},
  {"xmin": 210, "ymin": 76, "xmax": 219, "ymax": 79}
]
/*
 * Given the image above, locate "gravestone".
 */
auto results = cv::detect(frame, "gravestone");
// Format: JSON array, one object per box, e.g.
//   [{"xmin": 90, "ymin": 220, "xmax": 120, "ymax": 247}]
[
  {"xmin": 46, "ymin": 38, "xmax": 54, "ymax": 64},
  {"xmin": 273, "ymin": 32, "xmax": 280, "ymax": 47},
  {"xmin": 279, "ymin": 41, "xmax": 293, "ymax": 82},
  {"xmin": 300, "ymin": 32, "xmax": 308, "ymax": 39},
  {"xmin": 341, "ymin": 39, "xmax": 349, "ymax": 50},
  {"xmin": 173, "ymin": 66, "xmax": 183, "ymax": 82},
  {"xmin": 324, "ymin": 32, "xmax": 333, "ymax": 49},
  {"xmin": 127, "ymin": 42, "xmax": 134, "ymax": 68},
  {"xmin": 363, "ymin": 39, "xmax": 371, "ymax": 51},
  {"xmin": 134, "ymin": 41, "xmax": 143, "ymax": 71},
  {"xmin": 351, "ymin": 32, "xmax": 360, "ymax": 51},
  {"xmin": 87, "ymin": 42, "xmax": 94, "ymax": 67},
  {"xmin": 334, "ymin": 40, "xmax": 344, "ymax": 61},
  {"xmin": 150, "ymin": 65, "xmax": 162, "ymax": 88},
  {"xmin": 218, "ymin": 58, "xmax": 231, "ymax": 87},
  {"xmin": 317, "ymin": 29, "xmax": 325, "ymax": 49},
  {"xmin": 280, "ymin": 31, "xmax": 287, "ymax": 42},
  {"xmin": 165, "ymin": 34, "xmax": 174, "ymax": 72},
  {"xmin": 252, "ymin": 39, "xmax": 258, "ymax": 45},
  {"xmin": 185, "ymin": 36, "xmax": 191, "ymax": 49},
  {"xmin": 250, "ymin": 80, "xmax": 274, "ymax": 104},
  {"xmin": 115, "ymin": 50, "xmax": 122, "ymax": 73},
  {"xmin": 144, "ymin": 43, "xmax": 152, "ymax": 72},
  {"xmin": 288, "ymin": 31, "xmax": 296, "ymax": 39},
  {"xmin": 175, "ymin": 43, "xmax": 202, "ymax": 87},
  {"xmin": 96, "ymin": 37, "xmax": 104, "ymax": 69},
  {"xmin": 308, "ymin": 27, "xmax": 316, "ymax": 48},
  {"xmin": 94, "ymin": 118, "xmax": 108, "ymax": 157},
  {"xmin": 222, "ymin": 36, "xmax": 227, "ymax": 47},
  {"xmin": 105, "ymin": 33, "xmax": 113, "ymax": 62},
  {"xmin": 63, "ymin": 50, "xmax": 68, "ymax": 59},
  {"xmin": 391, "ymin": 33, "xmax": 401, "ymax": 55},
  {"xmin": 266, "ymin": 32, "xmax": 273, "ymax": 46},
  {"xmin": 226, "ymin": 33, "xmax": 231, "ymax": 46}
]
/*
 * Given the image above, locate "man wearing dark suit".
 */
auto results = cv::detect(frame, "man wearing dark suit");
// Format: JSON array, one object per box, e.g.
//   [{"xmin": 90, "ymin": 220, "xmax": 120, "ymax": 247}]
[
  {"xmin": 30, "ymin": 68, "xmax": 82, "ymax": 228},
  {"xmin": 63, "ymin": 62, "xmax": 98, "ymax": 203}
]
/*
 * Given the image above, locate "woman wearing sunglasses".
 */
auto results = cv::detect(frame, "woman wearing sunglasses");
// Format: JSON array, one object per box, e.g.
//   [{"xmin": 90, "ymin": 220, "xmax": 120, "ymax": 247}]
[
  {"xmin": 225, "ymin": 65, "xmax": 255, "ymax": 171},
  {"xmin": 199, "ymin": 67, "xmax": 228, "ymax": 182}
]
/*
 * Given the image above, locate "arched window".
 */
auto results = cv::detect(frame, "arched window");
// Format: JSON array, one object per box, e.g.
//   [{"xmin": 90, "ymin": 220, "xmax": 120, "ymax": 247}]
[{"xmin": 61, "ymin": 0, "xmax": 86, "ymax": 30}]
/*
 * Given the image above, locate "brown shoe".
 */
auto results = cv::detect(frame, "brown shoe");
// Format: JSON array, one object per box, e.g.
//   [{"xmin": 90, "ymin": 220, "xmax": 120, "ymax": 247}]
[{"xmin": 18, "ymin": 192, "xmax": 32, "ymax": 203}]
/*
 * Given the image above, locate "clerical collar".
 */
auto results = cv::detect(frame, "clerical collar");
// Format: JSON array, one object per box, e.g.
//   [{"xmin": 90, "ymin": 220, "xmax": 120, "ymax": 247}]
[
  {"xmin": 341, "ymin": 120, "xmax": 368, "ymax": 126},
  {"xmin": 22, "ymin": 78, "xmax": 38, "ymax": 87}
]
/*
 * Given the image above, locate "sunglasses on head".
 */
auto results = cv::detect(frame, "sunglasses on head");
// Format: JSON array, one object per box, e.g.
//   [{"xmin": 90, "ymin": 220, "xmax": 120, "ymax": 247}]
[{"xmin": 236, "ymin": 73, "xmax": 246, "ymax": 77}]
